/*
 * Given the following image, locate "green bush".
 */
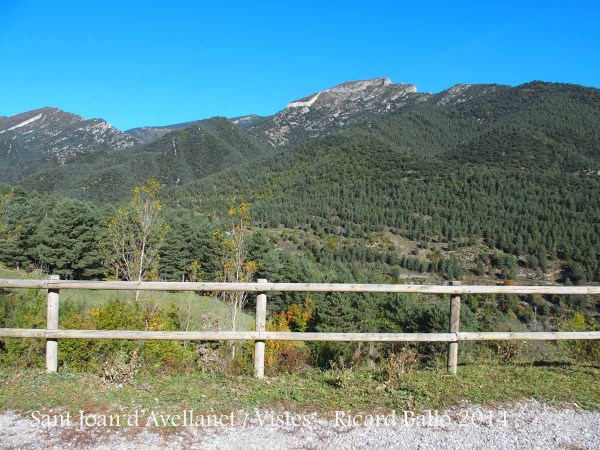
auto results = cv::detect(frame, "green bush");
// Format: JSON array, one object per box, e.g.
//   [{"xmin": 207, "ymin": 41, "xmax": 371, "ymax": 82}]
[
  {"xmin": 559, "ymin": 313, "xmax": 600, "ymax": 361},
  {"xmin": 0, "ymin": 289, "xmax": 46, "ymax": 367},
  {"xmin": 0, "ymin": 292, "xmax": 203, "ymax": 375}
]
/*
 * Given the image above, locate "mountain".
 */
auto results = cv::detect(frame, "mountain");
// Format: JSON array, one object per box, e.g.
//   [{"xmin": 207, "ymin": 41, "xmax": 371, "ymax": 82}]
[
  {"xmin": 12, "ymin": 117, "xmax": 271, "ymax": 202},
  {"xmin": 126, "ymin": 120, "xmax": 201, "ymax": 144},
  {"xmin": 126, "ymin": 126, "xmax": 178, "ymax": 144},
  {"xmin": 126, "ymin": 114, "xmax": 267, "ymax": 144},
  {"xmin": 181, "ymin": 81, "xmax": 600, "ymax": 215},
  {"xmin": 247, "ymin": 78, "xmax": 422, "ymax": 147},
  {"xmin": 230, "ymin": 114, "xmax": 266, "ymax": 128},
  {"xmin": 2, "ymin": 79, "xmax": 600, "ymax": 283},
  {"xmin": 175, "ymin": 81, "xmax": 600, "ymax": 282},
  {"xmin": 2, "ymin": 79, "xmax": 599, "ymax": 202},
  {"xmin": 126, "ymin": 117, "xmax": 271, "ymax": 183},
  {"xmin": 428, "ymin": 81, "xmax": 600, "ymax": 170},
  {"xmin": 0, "ymin": 107, "xmax": 136, "ymax": 164}
]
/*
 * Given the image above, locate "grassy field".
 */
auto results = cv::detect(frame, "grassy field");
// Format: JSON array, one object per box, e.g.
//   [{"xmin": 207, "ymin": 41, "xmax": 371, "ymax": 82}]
[
  {"xmin": 61, "ymin": 290, "xmax": 254, "ymax": 331},
  {"xmin": 0, "ymin": 265, "xmax": 253, "ymax": 330},
  {"xmin": 0, "ymin": 363, "xmax": 598, "ymax": 416},
  {"xmin": 0, "ymin": 266, "xmax": 38, "ymax": 279}
]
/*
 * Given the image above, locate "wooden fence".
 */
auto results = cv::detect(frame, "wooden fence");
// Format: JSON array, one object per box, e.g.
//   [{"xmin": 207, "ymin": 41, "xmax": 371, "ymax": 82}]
[{"xmin": 1, "ymin": 276, "xmax": 599, "ymax": 377}]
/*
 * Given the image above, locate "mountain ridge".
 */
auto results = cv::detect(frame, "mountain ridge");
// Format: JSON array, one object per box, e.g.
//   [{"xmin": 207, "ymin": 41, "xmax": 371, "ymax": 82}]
[
  {"xmin": 247, "ymin": 78, "xmax": 422, "ymax": 147},
  {"xmin": 125, "ymin": 114, "xmax": 268, "ymax": 144},
  {"xmin": 0, "ymin": 106, "xmax": 136, "ymax": 164},
  {"xmin": 2, "ymin": 79, "xmax": 599, "ymax": 203}
]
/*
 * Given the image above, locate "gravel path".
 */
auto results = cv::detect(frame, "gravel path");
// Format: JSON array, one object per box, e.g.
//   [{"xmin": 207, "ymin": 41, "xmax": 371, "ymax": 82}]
[{"xmin": 1, "ymin": 400, "xmax": 599, "ymax": 449}]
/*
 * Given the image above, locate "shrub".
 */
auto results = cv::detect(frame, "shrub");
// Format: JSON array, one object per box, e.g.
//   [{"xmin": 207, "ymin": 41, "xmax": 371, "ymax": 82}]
[
  {"xmin": 0, "ymin": 292, "xmax": 203, "ymax": 376},
  {"xmin": 559, "ymin": 312, "xmax": 600, "ymax": 361},
  {"xmin": 0, "ymin": 290, "xmax": 46, "ymax": 367},
  {"xmin": 384, "ymin": 348, "xmax": 420, "ymax": 386},
  {"xmin": 264, "ymin": 301, "xmax": 311, "ymax": 374}
]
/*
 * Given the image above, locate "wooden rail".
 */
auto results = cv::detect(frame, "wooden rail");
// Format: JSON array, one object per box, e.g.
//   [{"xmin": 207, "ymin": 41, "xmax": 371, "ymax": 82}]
[
  {"xmin": 0, "ymin": 277, "xmax": 599, "ymax": 377},
  {"xmin": 4, "ymin": 278, "xmax": 600, "ymax": 295}
]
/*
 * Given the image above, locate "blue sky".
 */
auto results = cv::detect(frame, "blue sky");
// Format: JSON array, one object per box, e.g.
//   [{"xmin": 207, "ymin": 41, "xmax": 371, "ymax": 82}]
[{"xmin": 1, "ymin": 0, "xmax": 598, "ymax": 130}]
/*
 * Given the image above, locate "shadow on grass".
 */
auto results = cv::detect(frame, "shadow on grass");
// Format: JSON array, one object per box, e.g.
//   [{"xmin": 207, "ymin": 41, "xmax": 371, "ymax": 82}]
[
  {"xmin": 530, "ymin": 360, "xmax": 574, "ymax": 367},
  {"xmin": 520, "ymin": 360, "xmax": 600, "ymax": 370}
]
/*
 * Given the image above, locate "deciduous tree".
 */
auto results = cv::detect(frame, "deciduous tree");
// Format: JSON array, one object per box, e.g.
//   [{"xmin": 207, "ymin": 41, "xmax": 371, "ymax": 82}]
[
  {"xmin": 106, "ymin": 178, "xmax": 167, "ymax": 302},
  {"xmin": 213, "ymin": 203, "xmax": 257, "ymax": 357}
]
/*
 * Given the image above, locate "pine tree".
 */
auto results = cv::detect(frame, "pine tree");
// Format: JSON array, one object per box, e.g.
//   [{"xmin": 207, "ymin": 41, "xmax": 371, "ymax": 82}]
[{"xmin": 34, "ymin": 198, "xmax": 105, "ymax": 279}]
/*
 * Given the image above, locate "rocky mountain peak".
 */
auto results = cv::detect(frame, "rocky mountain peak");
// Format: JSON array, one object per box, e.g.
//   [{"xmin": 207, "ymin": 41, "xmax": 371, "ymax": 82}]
[
  {"xmin": 250, "ymin": 78, "xmax": 421, "ymax": 146},
  {"xmin": 0, "ymin": 107, "xmax": 136, "ymax": 164},
  {"xmin": 287, "ymin": 77, "xmax": 414, "ymax": 109}
]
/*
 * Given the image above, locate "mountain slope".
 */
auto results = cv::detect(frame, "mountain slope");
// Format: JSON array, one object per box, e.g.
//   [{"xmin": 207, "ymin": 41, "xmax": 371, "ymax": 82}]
[
  {"xmin": 175, "ymin": 82, "xmax": 600, "ymax": 280},
  {"xmin": 247, "ymin": 78, "xmax": 423, "ymax": 147},
  {"xmin": 175, "ymin": 82, "xmax": 600, "ymax": 210},
  {"xmin": 2, "ymin": 80, "xmax": 600, "ymax": 282},
  {"xmin": 2, "ymin": 80, "xmax": 599, "ymax": 202},
  {"xmin": 329, "ymin": 81, "xmax": 600, "ymax": 171},
  {"xmin": 126, "ymin": 115, "xmax": 267, "ymax": 144},
  {"xmin": 230, "ymin": 114, "xmax": 266, "ymax": 128},
  {"xmin": 132, "ymin": 117, "xmax": 272, "ymax": 181},
  {"xmin": 128, "ymin": 78, "xmax": 421, "ymax": 148},
  {"xmin": 125, "ymin": 119, "xmax": 202, "ymax": 144},
  {"xmin": 0, "ymin": 107, "xmax": 136, "ymax": 164},
  {"xmin": 437, "ymin": 82, "xmax": 600, "ymax": 170},
  {"xmin": 13, "ymin": 117, "xmax": 272, "ymax": 201}
]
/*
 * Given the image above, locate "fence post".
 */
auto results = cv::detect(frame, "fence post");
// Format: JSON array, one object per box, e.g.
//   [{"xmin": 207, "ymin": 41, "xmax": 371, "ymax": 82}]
[
  {"xmin": 46, "ymin": 274, "xmax": 60, "ymax": 373},
  {"xmin": 254, "ymin": 278, "xmax": 267, "ymax": 378},
  {"xmin": 448, "ymin": 280, "xmax": 461, "ymax": 375}
]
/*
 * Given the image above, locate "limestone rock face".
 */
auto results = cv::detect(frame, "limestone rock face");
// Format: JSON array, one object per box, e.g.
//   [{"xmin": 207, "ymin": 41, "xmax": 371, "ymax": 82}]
[
  {"xmin": 249, "ymin": 78, "xmax": 422, "ymax": 146},
  {"xmin": 0, "ymin": 107, "xmax": 136, "ymax": 163}
]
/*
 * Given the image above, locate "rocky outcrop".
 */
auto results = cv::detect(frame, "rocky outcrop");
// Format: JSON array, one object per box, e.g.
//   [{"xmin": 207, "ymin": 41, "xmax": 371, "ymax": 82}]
[
  {"xmin": 434, "ymin": 83, "xmax": 503, "ymax": 106},
  {"xmin": 0, "ymin": 107, "xmax": 136, "ymax": 163},
  {"xmin": 249, "ymin": 78, "xmax": 421, "ymax": 146},
  {"xmin": 230, "ymin": 114, "xmax": 266, "ymax": 128}
]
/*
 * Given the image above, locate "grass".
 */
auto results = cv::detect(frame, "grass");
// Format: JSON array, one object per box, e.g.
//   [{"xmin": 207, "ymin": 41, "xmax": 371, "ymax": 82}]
[
  {"xmin": 61, "ymin": 290, "xmax": 253, "ymax": 331},
  {"xmin": 0, "ymin": 265, "xmax": 253, "ymax": 330},
  {"xmin": 0, "ymin": 266, "xmax": 41, "ymax": 279},
  {"xmin": 1, "ymin": 362, "xmax": 599, "ymax": 416}
]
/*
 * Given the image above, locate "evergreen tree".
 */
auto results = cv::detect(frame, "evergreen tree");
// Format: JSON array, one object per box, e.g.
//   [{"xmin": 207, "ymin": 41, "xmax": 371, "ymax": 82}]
[{"xmin": 33, "ymin": 198, "xmax": 105, "ymax": 279}]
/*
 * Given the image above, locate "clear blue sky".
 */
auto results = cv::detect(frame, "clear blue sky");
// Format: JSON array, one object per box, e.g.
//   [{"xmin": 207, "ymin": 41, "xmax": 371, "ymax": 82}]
[{"xmin": 1, "ymin": 0, "xmax": 599, "ymax": 130}]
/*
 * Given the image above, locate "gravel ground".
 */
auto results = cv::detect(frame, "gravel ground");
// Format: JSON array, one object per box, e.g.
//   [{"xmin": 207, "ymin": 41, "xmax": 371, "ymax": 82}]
[{"xmin": 1, "ymin": 400, "xmax": 599, "ymax": 449}]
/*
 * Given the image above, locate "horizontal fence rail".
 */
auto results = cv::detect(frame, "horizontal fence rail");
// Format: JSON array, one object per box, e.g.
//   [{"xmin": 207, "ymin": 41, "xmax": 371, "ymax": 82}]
[
  {"xmin": 0, "ymin": 277, "xmax": 599, "ymax": 377},
  {"xmin": 1, "ymin": 329, "xmax": 598, "ymax": 342},
  {"xmin": 4, "ymin": 278, "xmax": 600, "ymax": 295}
]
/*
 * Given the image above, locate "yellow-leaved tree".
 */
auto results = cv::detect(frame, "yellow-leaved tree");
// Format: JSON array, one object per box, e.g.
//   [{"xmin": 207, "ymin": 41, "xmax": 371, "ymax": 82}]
[
  {"xmin": 106, "ymin": 178, "xmax": 168, "ymax": 303},
  {"xmin": 0, "ymin": 188, "xmax": 14, "ymax": 236},
  {"xmin": 0, "ymin": 189, "xmax": 17, "ymax": 269},
  {"xmin": 213, "ymin": 202, "xmax": 257, "ymax": 357}
]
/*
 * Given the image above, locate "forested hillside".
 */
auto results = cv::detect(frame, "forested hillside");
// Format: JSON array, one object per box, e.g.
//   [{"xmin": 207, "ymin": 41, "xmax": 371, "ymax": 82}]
[
  {"xmin": 2, "ymin": 81, "xmax": 599, "ymax": 281},
  {"xmin": 1, "ymin": 81, "xmax": 599, "ymax": 282},
  {"xmin": 4, "ymin": 81, "xmax": 599, "ymax": 202},
  {"xmin": 172, "ymin": 82, "xmax": 600, "ymax": 283},
  {"xmin": 7, "ymin": 117, "xmax": 271, "ymax": 202}
]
